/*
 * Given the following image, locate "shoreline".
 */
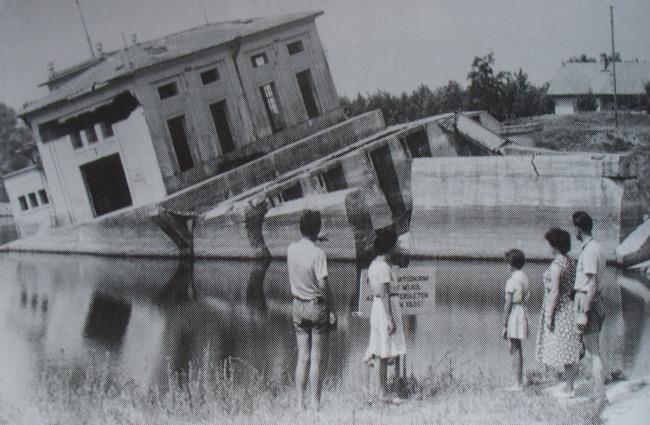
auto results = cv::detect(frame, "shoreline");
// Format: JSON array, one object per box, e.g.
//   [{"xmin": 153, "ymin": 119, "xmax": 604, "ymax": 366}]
[{"xmin": 1, "ymin": 358, "xmax": 647, "ymax": 425}]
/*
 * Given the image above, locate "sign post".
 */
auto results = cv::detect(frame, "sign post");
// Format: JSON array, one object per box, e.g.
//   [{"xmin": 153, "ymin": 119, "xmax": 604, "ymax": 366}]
[{"xmin": 357, "ymin": 266, "xmax": 436, "ymax": 317}]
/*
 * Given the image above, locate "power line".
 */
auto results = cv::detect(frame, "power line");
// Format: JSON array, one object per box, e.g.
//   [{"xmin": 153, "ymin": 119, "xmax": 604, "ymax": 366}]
[{"xmin": 610, "ymin": 6, "xmax": 618, "ymax": 128}]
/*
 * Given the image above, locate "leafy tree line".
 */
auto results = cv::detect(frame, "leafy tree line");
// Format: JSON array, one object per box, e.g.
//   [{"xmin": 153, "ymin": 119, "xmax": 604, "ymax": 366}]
[
  {"xmin": 341, "ymin": 53, "xmax": 553, "ymax": 124},
  {"xmin": 0, "ymin": 103, "xmax": 32, "ymax": 175}
]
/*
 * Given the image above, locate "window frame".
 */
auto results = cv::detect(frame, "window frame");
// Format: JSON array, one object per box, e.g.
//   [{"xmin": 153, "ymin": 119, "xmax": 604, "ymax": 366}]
[
  {"xmin": 200, "ymin": 67, "xmax": 220, "ymax": 85},
  {"xmin": 251, "ymin": 52, "xmax": 269, "ymax": 68},
  {"xmin": 287, "ymin": 40, "xmax": 304, "ymax": 55},
  {"xmin": 259, "ymin": 82, "xmax": 284, "ymax": 134},
  {"xmin": 38, "ymin": 189, "xmax": 49, "ymax": 205},
  {"xmin": 100, "ymin": 121, "xmax": 114, "ymax": 138},
  {"xmin": 18, "ymin": 195, "xmax": 28, "ymax": 211},
  {"xmin": 157, "ymin": 81, "xmax": 179, "ymax": 100},
  {"xmin": 166, "ymin": 115, "xmax": 195, "ymax": 172},
  {"xmin": 85, "ymin": 126, "xmax": 99, "ymax": 144},
  {"xmin": 70, "ymin": 130, "xmax": 84, "ymax": 149},
  {"xmin": 27, "ymin": 192, "xmax": 39, "ymax": 209}
]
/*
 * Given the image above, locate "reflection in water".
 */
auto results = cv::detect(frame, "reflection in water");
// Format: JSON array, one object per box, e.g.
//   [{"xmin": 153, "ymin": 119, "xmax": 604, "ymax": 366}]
[
  {"xmin": 83, "ymin": 294, "xmax": 132, "ymax": 349},
  {"xmin": 245, "ymin": 258, "xmax": 271, "ymax": 313},
  {"xmin": 155, "ymin": 260, "xmax": 197, "ymax": 305},
  {"xmin": 0, "ymin": 253, "xmax": 648, "ymax": 400}
]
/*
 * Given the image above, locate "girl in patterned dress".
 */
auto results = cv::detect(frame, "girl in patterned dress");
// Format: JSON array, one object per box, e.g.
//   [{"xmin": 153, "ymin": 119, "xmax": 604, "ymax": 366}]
[
  {"xmin": 536, "ymin": 228, "xmax": 581, "ymax": 398},
  {"xmin": 502, "ymin": 249, "xmax": 530, "ymax": 391}
]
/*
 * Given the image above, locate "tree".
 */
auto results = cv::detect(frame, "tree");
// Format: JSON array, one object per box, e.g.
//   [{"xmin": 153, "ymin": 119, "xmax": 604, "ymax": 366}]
[
  {"xmin": 645, "ymin": 81, "xmax": 650, "ymax": 114},
  {"xmin": 466, "ymin": 53, "xmax": 507, "ymax": 119},
  {"xmin": 567, "ymin": 54, "xmax": 597, "ymax": 63},
  {"xmin": 500, "ymin": 69, "xmax": 552, "ymax": 119},
  {"xmin": 0, "ymin": 103, "xmax": 32, "ymax": 174}
]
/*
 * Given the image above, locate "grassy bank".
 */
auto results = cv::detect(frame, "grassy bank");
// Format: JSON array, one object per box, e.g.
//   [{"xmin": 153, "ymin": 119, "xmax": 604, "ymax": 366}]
[{"xmin": 0, "ymin": 357, "xmax": 605, "ymax": 425}]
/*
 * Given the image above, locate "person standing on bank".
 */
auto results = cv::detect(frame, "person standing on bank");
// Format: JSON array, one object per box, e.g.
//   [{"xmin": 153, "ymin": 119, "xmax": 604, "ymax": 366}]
[
  {"xmin": 535, "ymin": 228, "xmax": 581, "ymax": 398},
  {"xmin": 502, "ymin": 249, "xmax": 530, "ymax": 391},
  {"xmin": 364, "ymin": 231, "xmax": 406, "ymax": 404},
  {"xmin": 288, "ymin": 209, "xmax": 337, "ymax": 411},
  {"xmin": 572, "ymin": 211, "xmax": 607, "ymax": 403}
]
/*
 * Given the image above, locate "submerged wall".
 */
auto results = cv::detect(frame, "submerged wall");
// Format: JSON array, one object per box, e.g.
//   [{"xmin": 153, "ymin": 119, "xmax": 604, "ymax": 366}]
[{"xmin": 410, "ymin": 154, "xmax": 646, "ymax": 261}]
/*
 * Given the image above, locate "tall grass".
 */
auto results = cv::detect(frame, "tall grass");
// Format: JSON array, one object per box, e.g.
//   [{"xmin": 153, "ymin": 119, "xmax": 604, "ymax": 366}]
[{"xmin": 2, "ymin": 349, "xmax": 603, "ymax": 425}]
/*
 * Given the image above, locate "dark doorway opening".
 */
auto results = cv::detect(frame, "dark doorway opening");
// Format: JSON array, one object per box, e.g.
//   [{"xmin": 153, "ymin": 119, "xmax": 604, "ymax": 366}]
[
  {"xmin": 209, "ymin": 101, "xmax": 235, "ymax": 155},
  {"xmin": 80, "ymin": 154, "xmax": 133, "ymax": 217},
  {"xmin": 296, "ymin": 70, "xmax": 319, "ymax": 119},
  {"xmin": 404, "ymin": 129, "xmax": 432, "ymax": 158},
  {"xmin": 370, "ymin": 144, "xmax": 405, "ymax": 219},
  {"xmin": 167, "ymin": 115, "xmax": 194, "ymax": 172}
]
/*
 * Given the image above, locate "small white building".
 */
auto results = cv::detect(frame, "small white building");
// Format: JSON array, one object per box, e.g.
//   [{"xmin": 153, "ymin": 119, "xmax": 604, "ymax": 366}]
[
  {"xmin": 548, "ymin": 59, "xmax": 650, "ymax": 115},
  {"xmin": 3, "ymin": 165, "xmax": 54, "ymax": 238}
]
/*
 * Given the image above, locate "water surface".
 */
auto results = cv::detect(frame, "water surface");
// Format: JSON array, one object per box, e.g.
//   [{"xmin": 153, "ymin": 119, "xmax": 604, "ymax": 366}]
[{"xmin": 1, "ymin": 253, "xmax": 648, "ymax": 397}]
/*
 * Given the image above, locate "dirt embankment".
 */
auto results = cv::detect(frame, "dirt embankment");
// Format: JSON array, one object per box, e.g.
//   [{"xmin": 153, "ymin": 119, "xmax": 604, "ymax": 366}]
[{"xmin": 522, "ymin": 112, "xmax": 650, "ymax": 213}]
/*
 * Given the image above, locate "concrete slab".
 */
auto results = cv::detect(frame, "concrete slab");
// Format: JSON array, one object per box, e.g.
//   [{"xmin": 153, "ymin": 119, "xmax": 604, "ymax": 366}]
[
  {"xmin": 617, "ymin": 220, "xmax": 650, "ymax": 267},
  {"xmin": 410, "ymin": 155, "xmax": 646, "ymax": 260},
  {"xmin": 262, "ymin": 188, "xmax": 374, "ymax": 260}
]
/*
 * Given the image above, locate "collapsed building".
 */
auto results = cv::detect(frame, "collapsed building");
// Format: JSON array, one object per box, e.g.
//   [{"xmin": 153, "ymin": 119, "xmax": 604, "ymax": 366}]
[{"xmin": 3, "ymin": 11, "xmax": 649, "ymax": 266}]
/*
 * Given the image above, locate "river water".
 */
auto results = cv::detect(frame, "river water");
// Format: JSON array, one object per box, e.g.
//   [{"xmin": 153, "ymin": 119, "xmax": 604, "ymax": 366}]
[{"xmin": 0, "ymin": 253, "xmax": 648, "ymax": 398}]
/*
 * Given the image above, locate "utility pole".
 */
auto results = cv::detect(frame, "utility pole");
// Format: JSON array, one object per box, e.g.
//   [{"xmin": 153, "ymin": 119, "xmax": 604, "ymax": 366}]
[
  {"xmin": 610, "ymin": 6, "xmax": 618, "ymax": 128},
  {"xmin": 75, "ymin": 0, "xmax": 95, "ymax": 58}
]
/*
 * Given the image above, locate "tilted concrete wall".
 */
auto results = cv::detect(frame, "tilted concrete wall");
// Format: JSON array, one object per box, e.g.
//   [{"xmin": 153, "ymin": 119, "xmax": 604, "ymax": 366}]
[
  {"xmin": 262, "ymin": 189, "xmax": 374, "ymax": 260},
  {"xmin": 161, "ymin": 110, "xmax": 385, "ymax": 212},
  {"xmin": 410, "ymin": 154, "xmax": 646, "ymax": 261},
  {"xmin": 194, "ymin": 197, "xmax": 269, "ymax": 259}
]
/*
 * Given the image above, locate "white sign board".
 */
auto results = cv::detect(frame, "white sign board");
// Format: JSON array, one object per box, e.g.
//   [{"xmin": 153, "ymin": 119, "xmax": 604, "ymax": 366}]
[{"xmin": 357, "ymin": 266, "xmax": 435, "ymax": 316}]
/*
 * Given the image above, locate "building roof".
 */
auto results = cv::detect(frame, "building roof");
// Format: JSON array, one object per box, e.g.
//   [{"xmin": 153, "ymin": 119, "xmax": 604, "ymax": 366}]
[
  {"xmin": 1, "ymin": 164, "xmax": 40, "ymax": 181},
  {"xmin": 548, "ymin": 61, "xmax": 650, "ymax": 96},
  {"xmin": 20, "ymin": 11, "xmax": 323, "ymax": 117}
]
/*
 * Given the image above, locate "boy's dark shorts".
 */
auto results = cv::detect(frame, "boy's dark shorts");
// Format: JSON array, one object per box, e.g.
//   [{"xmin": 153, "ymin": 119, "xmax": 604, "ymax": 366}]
[
  {"xmin": 293, "ymin": 297, "xmax": 329, "ymax": 335},
  {"xmin": 575, "ymin": 292, "xmax": 605, "ymax": 335}
]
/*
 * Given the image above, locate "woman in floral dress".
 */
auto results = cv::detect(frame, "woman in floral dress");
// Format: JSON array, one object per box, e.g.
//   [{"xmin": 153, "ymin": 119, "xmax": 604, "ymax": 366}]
[{"xmin": 536, "ymin": 228, "xmax": 582, "ymax": 398}]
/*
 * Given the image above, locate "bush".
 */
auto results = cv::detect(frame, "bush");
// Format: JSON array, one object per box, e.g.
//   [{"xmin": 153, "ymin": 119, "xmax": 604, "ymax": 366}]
[{"xmin": 577, "ymin": 91, "xmax": 598, "ymax": 112}]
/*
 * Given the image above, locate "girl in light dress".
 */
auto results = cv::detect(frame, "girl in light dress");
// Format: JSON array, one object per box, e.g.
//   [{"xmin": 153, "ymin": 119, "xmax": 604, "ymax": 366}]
[
  {"xmin": 502, "ymin": 249, "xmax": 530, "ymax": 391},
  {"xmin": 364, "ymin": 232, "xmax": 406, "ymax": 403}
]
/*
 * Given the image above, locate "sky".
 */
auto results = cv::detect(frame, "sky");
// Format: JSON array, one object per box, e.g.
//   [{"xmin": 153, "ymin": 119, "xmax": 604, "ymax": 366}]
[{"xmin": 1, "ymin": 0, "xmax": 649, "ymax": 111}]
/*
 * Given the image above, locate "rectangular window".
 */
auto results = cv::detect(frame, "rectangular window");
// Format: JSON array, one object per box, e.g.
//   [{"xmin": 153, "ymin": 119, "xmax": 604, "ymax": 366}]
[
  {"xmin": 158, "ymin": 82, "xmax": 178, "ymax": 100},
  {"xmin": 100, "ymin": 121, "xmax": 114, "ymax": 138},
  {"xmin": 38, "ymin": 189, "xmax": 49, "ymax": 205},
  {"xmin": 18, "ymin": 196, "xmax": 28, "ymax": 211},
  {"xmin": 85, "ymin": 126, "xmax": 98, "ymax": 144},
  {"xmin": 28, "ymin": 192, "xmax": 38, "ymax": 208},
  {"xmin": 200, "ymin": 68, "xmax": 220, "ymax": 85},
  {"xmin": 209, "ymin": 101, "xmax": 235, "ymax": 155},
  {"xmin": 166, "ymin": 116, "xmax": 194, "ymax": 172},
  {"xmin": 260, "ymin": 82, "xmax": 284, "ymax": 133},
  {"xmin": 287, "ymin": 40, "xmax": 304, "ymax": 55},
  {"xmin": 70, "ymin": 131, "xmax": 83, "ymax": 149},
  {"xmin": 296, "ymin": 70, "xmax": 319, "ymax": 119},
  {"xmin": 281, "ymin": 183, "xmax": 303, "ymax": 202},
  {"xmin": 251, "ymin": 53, "xmax": 268, "ymax": 68}
]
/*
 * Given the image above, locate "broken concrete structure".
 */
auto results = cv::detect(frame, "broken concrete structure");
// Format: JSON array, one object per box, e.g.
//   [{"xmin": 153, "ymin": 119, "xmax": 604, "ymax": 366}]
[
  {"xmin": 2, "ymin": 110, "xmax": 501, "ymax": 259},
  {"xmin": 410, "ymin": 154, "xmax": 647, "ymax": 261},
  {"xmin": 617, "ymin": 219, "xmax": 650, "ymax": 267}
]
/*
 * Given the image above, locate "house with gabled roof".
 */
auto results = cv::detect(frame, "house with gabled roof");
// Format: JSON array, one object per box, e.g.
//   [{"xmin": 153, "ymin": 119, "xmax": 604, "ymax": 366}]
[
  {"xmin": 18, "ymin": 11, "xmax": 343, "ymax": 226},
  {"xmin": 547, "ymin": 57, "xmax": 650, "ymax": 114}
]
